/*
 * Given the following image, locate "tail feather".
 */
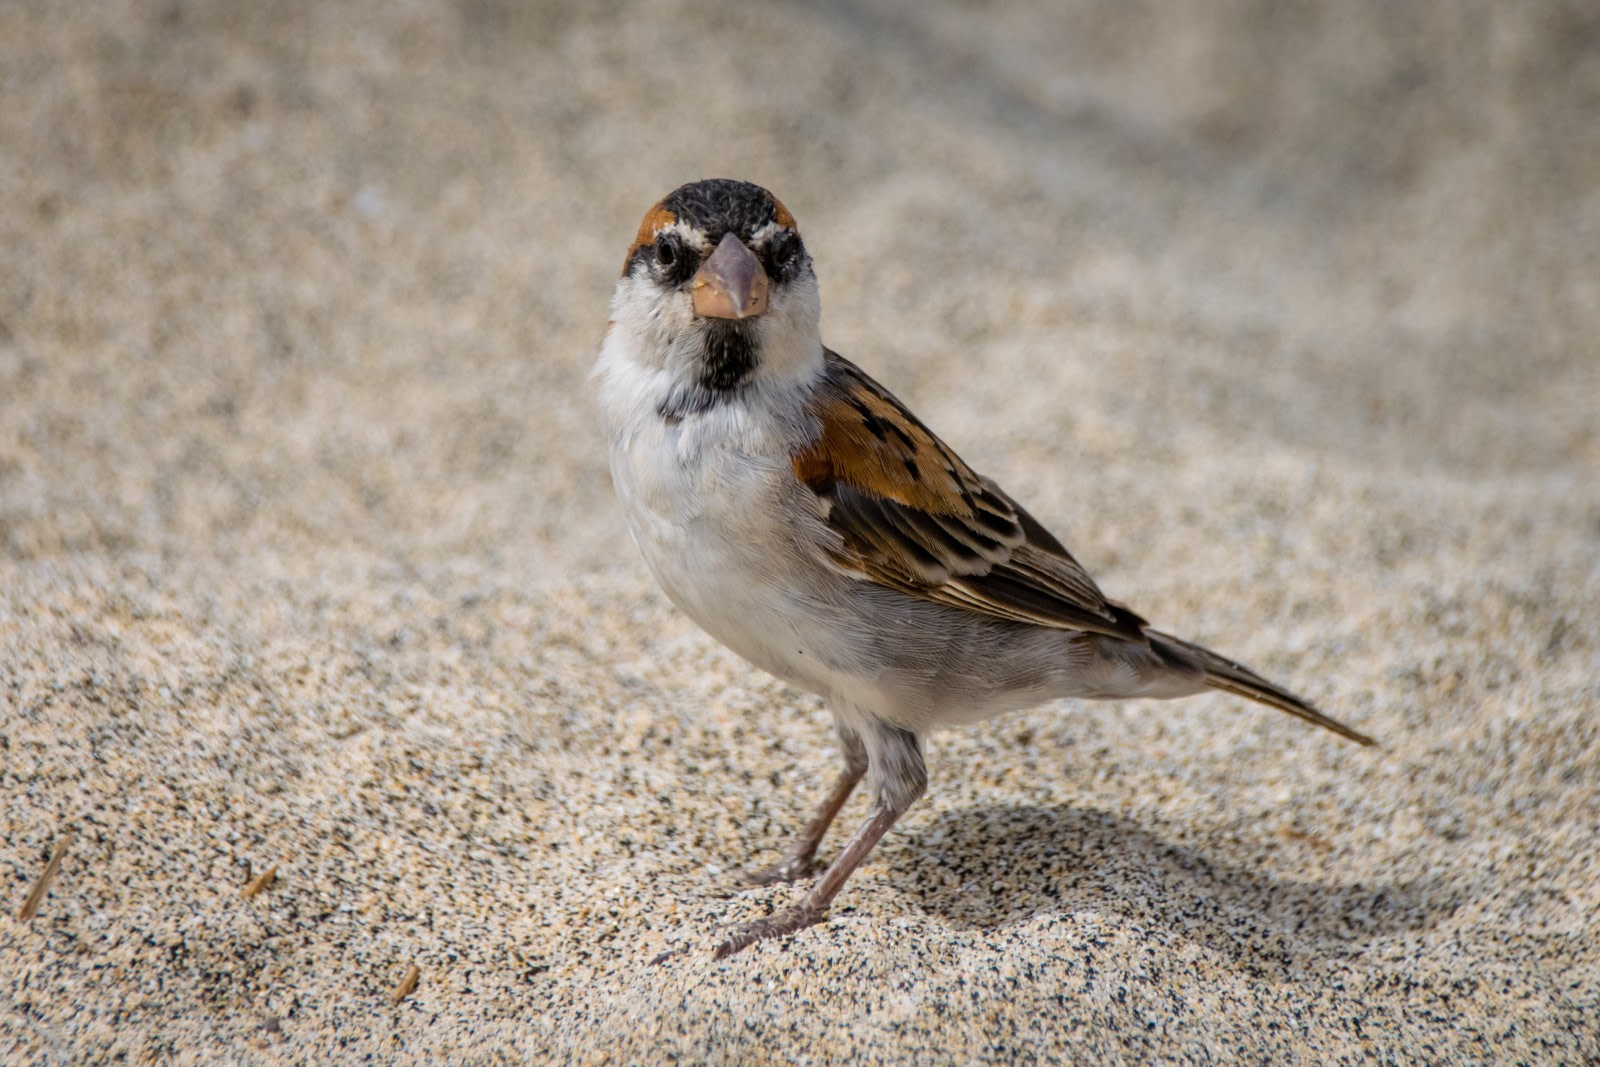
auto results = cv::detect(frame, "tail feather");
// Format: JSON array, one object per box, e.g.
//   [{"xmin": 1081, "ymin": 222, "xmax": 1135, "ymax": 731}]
[{"xmin": 1148, "ymin": 630, "xmax": 1377, "ymax": 746}]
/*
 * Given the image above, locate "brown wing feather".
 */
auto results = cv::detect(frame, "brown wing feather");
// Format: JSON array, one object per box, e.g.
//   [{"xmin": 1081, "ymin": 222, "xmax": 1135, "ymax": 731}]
[
  {"xmin": 791, "ymin": 356, "xmax": 987, "ymax": 516},
  {"xmin": 793, "ymin": 350, "xmax": 1147, "ymax": 643}
]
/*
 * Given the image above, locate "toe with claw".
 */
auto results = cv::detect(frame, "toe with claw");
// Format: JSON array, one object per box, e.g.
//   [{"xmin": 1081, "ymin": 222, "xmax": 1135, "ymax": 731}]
[{"xmin": 713, "ymin": 902, "xmax": 828, "ymax": 960}]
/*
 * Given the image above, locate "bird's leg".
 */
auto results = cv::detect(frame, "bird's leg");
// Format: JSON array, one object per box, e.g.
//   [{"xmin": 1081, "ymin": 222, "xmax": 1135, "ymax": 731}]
[
  {"xmin": 715, "ymin": 724, "xmax": 925, "ymax": 959},
  {"xmin": 743, "ymin": 727, "xmax": 868, "ymax": 885}
]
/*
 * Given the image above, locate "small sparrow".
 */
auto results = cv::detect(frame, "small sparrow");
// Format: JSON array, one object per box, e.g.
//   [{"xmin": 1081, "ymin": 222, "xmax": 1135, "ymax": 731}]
[{"xmin": 595, "ymin": 179, "xmax": 1374, "ymax": 960}]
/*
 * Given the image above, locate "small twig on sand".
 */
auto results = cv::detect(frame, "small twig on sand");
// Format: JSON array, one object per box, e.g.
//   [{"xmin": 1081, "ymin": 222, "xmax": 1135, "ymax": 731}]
[
  {"xmin": 241, "ymin": 864, "xmax": 279, "ymax": 899},
  {"xmin": 18, "ymin": 828, "xmax": 76, "ymax": 921},
  {"xmin": 390, "ymin": 963, "xmax": 421, "ymax": 1006}
]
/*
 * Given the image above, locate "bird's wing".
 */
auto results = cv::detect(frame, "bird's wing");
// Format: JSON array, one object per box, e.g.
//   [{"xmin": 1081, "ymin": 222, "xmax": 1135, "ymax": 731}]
[{"xmin": 792, "ymin": 349, "xmax": 1149, "ymax": 643}]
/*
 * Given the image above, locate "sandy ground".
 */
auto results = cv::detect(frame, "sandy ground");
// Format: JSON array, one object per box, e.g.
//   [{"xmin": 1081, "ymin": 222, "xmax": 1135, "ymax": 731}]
[{"xmin": 3, "ymin": 1, "xmax": 1598, "ymax": 1062}]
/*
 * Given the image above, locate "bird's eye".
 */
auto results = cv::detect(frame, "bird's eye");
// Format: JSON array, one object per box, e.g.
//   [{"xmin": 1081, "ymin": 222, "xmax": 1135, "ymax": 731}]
[
  {"xmin": 772, "ymin": 233, "xmax": 802, "ymax": 268},
  {"xmin": 650, "ymin": 234, "xmax": 697, "ymax": 283}
]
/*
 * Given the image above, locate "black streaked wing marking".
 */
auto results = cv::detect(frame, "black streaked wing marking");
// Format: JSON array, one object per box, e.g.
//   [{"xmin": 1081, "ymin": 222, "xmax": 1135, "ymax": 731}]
[{"xmin": 800, "ymin": 350, "xmax": 1148, "ymax": 643}]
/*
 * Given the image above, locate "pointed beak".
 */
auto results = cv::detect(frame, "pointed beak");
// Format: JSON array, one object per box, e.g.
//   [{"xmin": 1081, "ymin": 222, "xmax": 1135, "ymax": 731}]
[{"xmin": 692, "ymin": 232, "xmax": 769, "ymax": 319}]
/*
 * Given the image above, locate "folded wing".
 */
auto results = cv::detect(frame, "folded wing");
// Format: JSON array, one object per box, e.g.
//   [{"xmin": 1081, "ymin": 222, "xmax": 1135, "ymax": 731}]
[{"xmin": 793, "ymin": 350, "xmax": 1149, "ymax": 643}]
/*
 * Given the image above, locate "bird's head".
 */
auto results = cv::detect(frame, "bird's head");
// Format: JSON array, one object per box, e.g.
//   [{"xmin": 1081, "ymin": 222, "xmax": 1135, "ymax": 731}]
[{"xmin": 609, "ymin": 179, "xmax": 822, "ymax": 400}]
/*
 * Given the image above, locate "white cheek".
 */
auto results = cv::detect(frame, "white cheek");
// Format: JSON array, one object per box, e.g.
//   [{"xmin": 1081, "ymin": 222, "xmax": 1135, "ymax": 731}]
[
  {"xmin": 751, "ymin": 277, "xmax": 823, "ymax": 386},
  {"xmin": 607, "ymin": 276, "xmax": 697, "ymax": 366}
]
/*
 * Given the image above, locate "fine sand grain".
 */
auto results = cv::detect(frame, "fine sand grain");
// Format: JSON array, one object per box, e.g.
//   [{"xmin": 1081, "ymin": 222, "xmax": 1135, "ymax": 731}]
[{"xmin": 3, "ymin": 2, "xmax": 1598, "ymax": 1063}]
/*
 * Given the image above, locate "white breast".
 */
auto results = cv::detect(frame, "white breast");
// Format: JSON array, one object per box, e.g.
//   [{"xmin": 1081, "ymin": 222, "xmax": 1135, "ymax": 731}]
[{"xmin": 595, "ymin": 330, "xmax": 880, "ymax": 706}]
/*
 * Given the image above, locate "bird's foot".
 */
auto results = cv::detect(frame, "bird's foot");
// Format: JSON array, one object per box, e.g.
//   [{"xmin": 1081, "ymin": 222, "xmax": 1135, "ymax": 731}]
[
  {"xmin": 741, "ymin": 853, "xmax": 817, "ymax": 886},
  {"xmin": 712, "ymin": 901, "xmax": 827, "ymax": 960}
]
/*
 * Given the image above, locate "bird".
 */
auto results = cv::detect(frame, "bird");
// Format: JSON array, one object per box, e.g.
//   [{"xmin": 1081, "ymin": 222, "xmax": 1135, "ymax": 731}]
[{"xmin": 593, "ymin": 178, "xmax": 1375, "ymax": 961}]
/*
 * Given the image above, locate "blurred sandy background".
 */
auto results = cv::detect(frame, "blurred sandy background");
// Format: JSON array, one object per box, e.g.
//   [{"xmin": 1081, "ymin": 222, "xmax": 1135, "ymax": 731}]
[{"xmin": 3, "ymin": 1, "xmax": 1597, "ymax": 1062}]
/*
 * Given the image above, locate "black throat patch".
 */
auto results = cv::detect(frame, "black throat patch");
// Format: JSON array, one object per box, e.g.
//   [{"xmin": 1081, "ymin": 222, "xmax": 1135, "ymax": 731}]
[
  {"xmin": 698, "ymin": 319, "xmax": 757, "ymax": 393},
  {"xmin": 655, "ymin": 320, "xmax": 760, "ymax": 422}
]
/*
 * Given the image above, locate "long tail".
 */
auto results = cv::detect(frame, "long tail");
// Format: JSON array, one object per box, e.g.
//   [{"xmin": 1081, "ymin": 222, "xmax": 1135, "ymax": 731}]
[{"xmin": 1147, "ymin": 630, "xmax": 1377, "ymax": 746}]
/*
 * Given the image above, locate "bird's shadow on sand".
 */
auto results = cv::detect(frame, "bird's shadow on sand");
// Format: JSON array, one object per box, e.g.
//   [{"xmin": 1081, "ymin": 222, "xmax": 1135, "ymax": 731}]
[{"xmin": 881, "ymin": 805, "xmax": 1461, "ymax": 967}]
